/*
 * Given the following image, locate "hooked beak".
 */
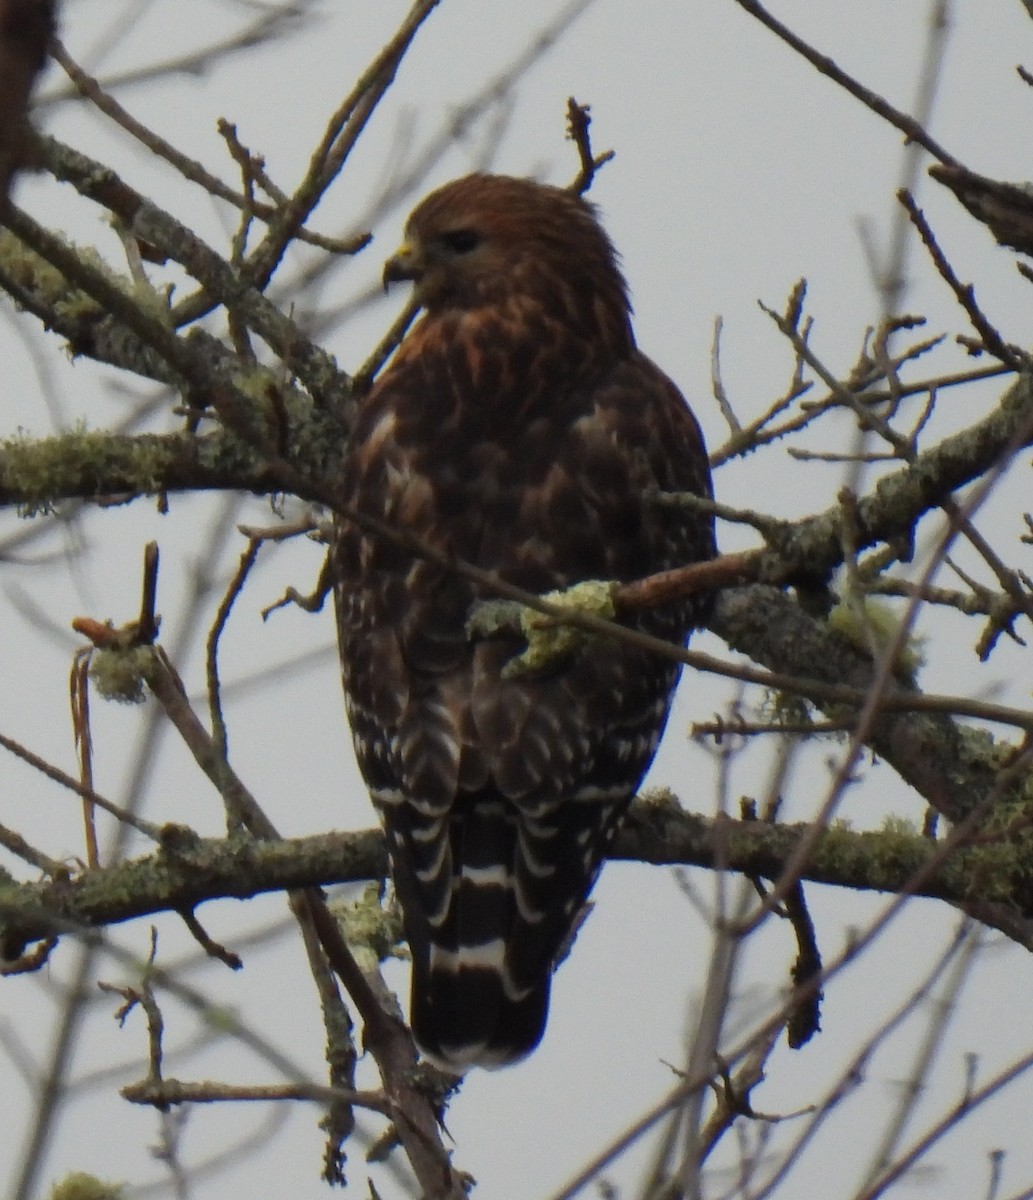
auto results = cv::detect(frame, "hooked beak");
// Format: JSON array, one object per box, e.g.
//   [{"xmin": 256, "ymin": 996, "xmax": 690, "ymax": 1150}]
[{"xmin": 382, "ymin": 240, "xmax": 423, "ymax": 291}]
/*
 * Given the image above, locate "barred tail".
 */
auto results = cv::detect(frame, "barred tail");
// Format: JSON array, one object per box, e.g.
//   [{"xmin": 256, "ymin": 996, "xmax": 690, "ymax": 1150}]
[{"xmin": 388, "ymin": 793, "xmax": 622, "ymax": 1072}]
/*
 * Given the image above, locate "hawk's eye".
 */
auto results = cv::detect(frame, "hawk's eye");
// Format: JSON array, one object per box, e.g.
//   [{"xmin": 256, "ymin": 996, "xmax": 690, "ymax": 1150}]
[{"xmin": 438, "ymin": 228, "xmax": 481, "ymax": 255}]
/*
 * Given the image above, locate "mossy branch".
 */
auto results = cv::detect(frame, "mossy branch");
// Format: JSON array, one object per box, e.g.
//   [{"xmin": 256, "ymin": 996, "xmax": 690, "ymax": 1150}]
[
  {"xmin": 617, "ymin": 795, "xmax": 1033, "ymax": 920},
  {"xmin": 5, "ymin": 797, "xmax": 1033, "ymax": 962},
  {"xmin": 0, "ymin": 826, "xmax": 387, "ymax": 959},
  {"xmin": 0, "ymin": 426, "xmax": 291, "ymax": 514},
  {"xmin": 712, "ymin": 585, "xmax": 1021, "ymax": 827}
]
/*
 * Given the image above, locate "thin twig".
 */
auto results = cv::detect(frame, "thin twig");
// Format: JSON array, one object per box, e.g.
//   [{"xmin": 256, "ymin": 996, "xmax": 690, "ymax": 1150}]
[
  {"xmin": 41, "ymin": 4, "xmax": 315, "ymax": 101},
  {"xmin": 351, "ymin": 295, "xmax": 421, "ymax": 394},
  {"xmin": 243, "ymin": 0, "xmax": 443, "ymax": 290},
  {"xmin": 0, "ymin": 822, "xmax": 66, "ymax": 876},
  {"xmin": 731, "ymin": 0, "xmax": 958, "ymax": 165},
  {"xmin": 205, "ymin": 537, "xmax": 262, "ymax": 768},
  {"xmin": 898, "ymin": 188, "xmax": 1027, "ymax": 370},
  {"xmin": 0, "ymin": 728, "xmax": 162, "ymax": 839},
  {"xmin": 710, "ymin": 316, "xmax": 741, "ymax": 434},
  {"xmin": 565, "ymin": 96, "xmax": 615, "ymax": 194},
  {"xmin": 49, "ymin": 40, "xmax": 369, "ymax": 257},
  {"xmin": 121, "ymin": 1077, "xmax": 388, "ymax": 1112},
  {"xmin": 69, "ymin": 650, "xmax": 99, "ymax": 867}
]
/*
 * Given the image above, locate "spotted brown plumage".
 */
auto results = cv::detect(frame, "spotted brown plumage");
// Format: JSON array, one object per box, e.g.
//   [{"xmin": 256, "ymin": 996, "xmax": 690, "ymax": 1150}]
[{"xmin": 334, "ymin": 174, "xmax": 715, "ymax": 1071}]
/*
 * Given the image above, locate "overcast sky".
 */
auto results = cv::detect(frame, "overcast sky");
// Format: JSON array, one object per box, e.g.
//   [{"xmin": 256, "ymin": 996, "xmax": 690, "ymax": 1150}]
[{"xmin": 3, "ymin": 2, "xmax": 1033, "ymax": 1197}]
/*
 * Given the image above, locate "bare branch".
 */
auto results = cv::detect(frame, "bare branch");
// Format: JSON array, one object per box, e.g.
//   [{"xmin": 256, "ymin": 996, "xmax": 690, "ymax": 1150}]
[{"xmin": 731, "ymin": 0, "xmax": 958, "ymax": 164}]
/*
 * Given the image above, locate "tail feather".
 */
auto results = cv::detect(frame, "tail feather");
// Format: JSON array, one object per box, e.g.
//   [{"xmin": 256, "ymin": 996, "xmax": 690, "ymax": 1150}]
[
  {"xmin": 411, "ymin": 952, "xmax": 549, "ymax": 1071},
  {"xmin": 386, "ymin": 791, "xmax": 619, "ymax": 1071}
]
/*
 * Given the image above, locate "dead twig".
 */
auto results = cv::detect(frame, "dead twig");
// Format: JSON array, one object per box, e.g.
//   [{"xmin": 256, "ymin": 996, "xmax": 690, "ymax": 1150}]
[
  {"xmin": 898, "ymin": 188, "xmax": 1027, "ymax": 370},
  {"xmin": 565, "ymin": 96, "xmax": 615, "ymax": 194},
  {"xmin": 731, "ymin": 0, "xmax": 957, "ymax": 166}
]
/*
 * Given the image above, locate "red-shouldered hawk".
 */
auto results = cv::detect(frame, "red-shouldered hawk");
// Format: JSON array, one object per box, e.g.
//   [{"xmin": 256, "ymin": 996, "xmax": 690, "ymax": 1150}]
[{"xmin": 334, "ymin": 174, "xmax": 714, "ymax": 1071}]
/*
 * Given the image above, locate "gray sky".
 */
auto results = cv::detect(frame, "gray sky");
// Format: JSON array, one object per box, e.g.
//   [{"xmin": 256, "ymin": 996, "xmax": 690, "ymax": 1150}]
[{"xmin": 3, "ymin": 1, "xmax": 1033, "ymax": 1197}]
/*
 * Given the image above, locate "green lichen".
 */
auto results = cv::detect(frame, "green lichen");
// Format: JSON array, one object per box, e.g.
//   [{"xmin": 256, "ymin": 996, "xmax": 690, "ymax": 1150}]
[
  {"xmin": 126, "ymin": 276, "xmax": 173, "ymax": 329},
  {"xmin": 963, "ymin": 789, "xmax": 1033, "ymax": 896},
  {"xmin": 78, "ymin": 244, "xmax": 171, "ymax": 328},
  {"xmin": 954, "ymin": 724, "xmax": 1017, "ymax": 775},
  {"xmin": 827, "ymin": 595, "xmax": 925, "ymax": 681},
  {"xmin": 952, "ymin": 725, "xmax": 1033, "ymax": 841},
  {"xmin": 49, "ymin": 1173, "xmax": 126, "ymax": 1200},
  {"xmin": 193, "ymin": 425, "xmax": 263, "ymax": 477},
  {"xmin": 88, "ymin": 645, "xmax": 155, "ymax": 704},
  {"xmin": 970, "ymin": 848, "xmax": 1024, "ymax": 903},
  {"xmin": 504, "ymin": 580, "xmax": 616, "ymax": 678},
  {"xmin": 0, "ymin": 229, "xmax": 171, "ymax": 329},
  {"xmin": 467, "ymin": 598, "xmax": 523, "ymax": 639},
  {"xmin": 817, "ymin": 816, "xmax": 933, "ymax": 894},
  {"xmin": 214, "ymin": 363, "xmax": 346, "ymax": 479},
  {"xmin": 759, "ymin": 689, "xmax": 821, "ymax": 731},
  {"xmin": 637, "ymin": 786, "xmax": 684, "ymax": 815},
  {"xmin": 329, "ymin": 884, "xmax": 407, "ymax": 1021},
  {"xmin": 0, "ymin": 229, "xmax": 102, "ymax": 320},
  {"xmin": 228, "ymin": 362, "xmax": 283, "ymax": 406},
  {"xmin": 880, "ymin": 814, "xmax": 919, "ymax": 838},
  {"xmin": 330, "ymin": 882, "xmax": 405, "ymax": 964},
  {"xmin": 0, "ymin": 424, "xmax": 175, "ymax": 515}
]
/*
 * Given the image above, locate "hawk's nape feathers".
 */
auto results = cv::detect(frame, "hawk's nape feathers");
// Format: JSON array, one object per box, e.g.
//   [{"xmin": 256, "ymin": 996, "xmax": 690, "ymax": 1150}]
[{"xmin": 334, "ymin": 173, "xmax": 715, "ymax": 1071}]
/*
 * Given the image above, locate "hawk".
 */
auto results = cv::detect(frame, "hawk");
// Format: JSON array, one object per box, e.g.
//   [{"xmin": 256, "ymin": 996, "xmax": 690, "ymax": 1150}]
[{"xmin": 334, "ymin": 174, "xmax": 714, "ymax": 1071}]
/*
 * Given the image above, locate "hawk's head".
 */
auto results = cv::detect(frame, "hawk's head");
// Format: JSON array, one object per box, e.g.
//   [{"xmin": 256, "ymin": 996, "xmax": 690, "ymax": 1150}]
[{"xmin": 383, "ymin": 173, "xmax": 631, "ymax": 330}]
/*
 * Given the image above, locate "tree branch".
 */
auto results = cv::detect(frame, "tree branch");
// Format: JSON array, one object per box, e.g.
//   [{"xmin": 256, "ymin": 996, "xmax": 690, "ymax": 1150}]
[
  {"xmin": 5, "ymin": 791, "xmax": 1033, "ymax": 961},
  {"xmin": 0, "ymin": 427, "xmax": 284, "ymax": 513},
  {"xmin": 711, "ymin": 585, "xmax": 1018, "ymax": 826}
]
